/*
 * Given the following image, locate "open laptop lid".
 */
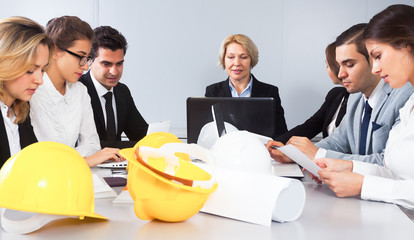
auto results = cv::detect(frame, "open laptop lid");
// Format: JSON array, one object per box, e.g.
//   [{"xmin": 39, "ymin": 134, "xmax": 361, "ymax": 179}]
[{"xmin": 186, "ymin": 97, "xmax": 275, "ymax": 144}]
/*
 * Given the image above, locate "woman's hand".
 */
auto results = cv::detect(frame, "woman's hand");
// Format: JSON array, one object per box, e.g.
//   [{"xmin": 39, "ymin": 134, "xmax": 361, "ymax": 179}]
[
  {"xmin": 311, "ymin": 158, "xmax": 362, "ymax": 197},
  {"xmin": 318, "ymin": 171, "xmax": 364, "ymax": 198},
  {"xmin": 308, "ymin": 158, "xmax": 353, "ymax": 184},
  {"xmin": 314, "ymin": 158, "xmax": 353, "ymax": 172},
  {"xmin": 266, "ymin": 140, "xmax": 293, "ymax": 163},
  {"xmin": 84, "ymin": 147, "xmax": 126, "ymax": 167}
]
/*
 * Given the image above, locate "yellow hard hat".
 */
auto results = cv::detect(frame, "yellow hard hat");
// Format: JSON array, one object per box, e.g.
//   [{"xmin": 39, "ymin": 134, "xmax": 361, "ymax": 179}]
[
  {"xmin": 120, "ymin": 132, "xmax": 217, "ymax": 222},
  {"xmin": 0, "ymin": 141, "xmax": 106, "ymax": 234}
]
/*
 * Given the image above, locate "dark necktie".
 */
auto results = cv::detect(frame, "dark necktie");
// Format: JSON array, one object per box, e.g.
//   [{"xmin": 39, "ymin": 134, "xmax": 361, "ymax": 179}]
[
  {"xmin": 335, "ymin": 93, "xmax": 349, "ymax": 127},
  {"xmin": 103, "ymin": 92, "xmax": 116, "ymax": 141},
  {"xmin": 359, "ymin": 100, "xmax": 372, "ymax": 155}
]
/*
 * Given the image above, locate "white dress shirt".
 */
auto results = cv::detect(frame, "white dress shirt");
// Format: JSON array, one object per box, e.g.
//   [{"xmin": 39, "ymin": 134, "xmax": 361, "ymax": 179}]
[
  {"xmin": 30, "ymin": 73, "xmax": 101, "ymax": 157},
  {"xmin": 315, "ymin": 80, "xmax": 385, "ymax": 159},
  {"xmin": 0, "ymin": 101, "xmax": 20, "ymax": 156},
  {"xmin": 353, "ymin": 92, "xmax": 414, "ymax": 209},
  {"xmin": 90, "ymin": 72, "xmax": 118, "ymax": 133}
]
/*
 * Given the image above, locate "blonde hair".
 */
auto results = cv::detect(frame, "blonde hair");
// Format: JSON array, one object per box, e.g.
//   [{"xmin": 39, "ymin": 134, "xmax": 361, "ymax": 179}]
[
  {"xmin": 0, "ymin": 16, "xmax": 54, "ymax": 123},
  {"xmin": 218, "ymin": 34, "xmax": 259, "ymax": 69}
]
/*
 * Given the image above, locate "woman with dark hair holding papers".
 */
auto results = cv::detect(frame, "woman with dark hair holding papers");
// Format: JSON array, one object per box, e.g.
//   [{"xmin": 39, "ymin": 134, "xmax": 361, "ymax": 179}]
[
  {"xmin": 312, "ymin": 4, "xmax": 414, "ymax": 210},
  {"xmin": 205, "ymin": 34, "xmax": 287, "ymax": 138}
]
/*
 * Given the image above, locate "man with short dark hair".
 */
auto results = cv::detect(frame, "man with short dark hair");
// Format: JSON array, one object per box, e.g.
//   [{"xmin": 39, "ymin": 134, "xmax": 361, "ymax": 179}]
[
  {"xmin": 268, "ymin": 23, "xmax": 414, "ymax": 165},
  {"xmin": 79, "ymin": 26, "xmax": 148, "ymax": 148}
]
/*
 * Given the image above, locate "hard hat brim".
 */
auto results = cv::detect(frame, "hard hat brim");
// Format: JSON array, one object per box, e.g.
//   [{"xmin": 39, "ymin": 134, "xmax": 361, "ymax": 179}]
[{"xmin": 120, "ymin": 148, "xmax": 217, "ymax": 193}]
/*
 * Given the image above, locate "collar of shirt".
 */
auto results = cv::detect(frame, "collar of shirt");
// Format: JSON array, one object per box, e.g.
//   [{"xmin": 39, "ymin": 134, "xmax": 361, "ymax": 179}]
[
  {"xmin": 42, "ymin": 72, "xmax": 73, "ymax": 105},
  {"xmin": 90, "ymin": 71, "xmax": 114, "ymax": 97},
  {"xmin": 229, "ymin": 75, "xmax": 253, "ymax": 97},
  {"xmin": 90, "ymin": 71, "xmax": 118, "ymax": 131},
  {"xmin": 363, "ymin": 79, "xmax": 385, "ymax": 109},
  {"xmin": 0, "ymin": 100, "xmax": 20, "ymax": 155},
  {"xmin": 1, "ymin": 101, "xmax": 9, "ymax": 120},
  {"xmin": 0, "ymin": 101, "xmax": 16, "ymax": 123}
]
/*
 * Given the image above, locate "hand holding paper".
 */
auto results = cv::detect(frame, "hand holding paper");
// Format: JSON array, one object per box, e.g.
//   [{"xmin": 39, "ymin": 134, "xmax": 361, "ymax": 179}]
[{"xmin": 277, "ymin": 144, "xmax": 322, "ymax": 177}]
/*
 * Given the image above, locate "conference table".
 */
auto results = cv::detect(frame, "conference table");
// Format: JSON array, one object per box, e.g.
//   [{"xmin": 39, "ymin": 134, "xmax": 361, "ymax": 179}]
[{"xmin": 1, "ymin": 172, "xmax": 413, "ymax": 240}]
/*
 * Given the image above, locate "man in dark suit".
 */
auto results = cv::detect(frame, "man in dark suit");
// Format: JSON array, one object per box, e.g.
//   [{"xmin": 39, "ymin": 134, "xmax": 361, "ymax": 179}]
[{"xmin": 79, "ymin": 26, "xmax": 148, "ymax": 149}]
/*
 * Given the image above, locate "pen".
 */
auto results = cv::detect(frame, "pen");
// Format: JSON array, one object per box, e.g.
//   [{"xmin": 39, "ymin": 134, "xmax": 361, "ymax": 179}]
[{"xmin": 270, "ymin": 145, "xmax": 280, "ymax": 150}]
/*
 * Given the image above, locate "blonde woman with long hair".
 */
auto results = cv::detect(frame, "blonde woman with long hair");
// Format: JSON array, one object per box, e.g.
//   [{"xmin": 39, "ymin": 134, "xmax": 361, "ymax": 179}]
[{"xmin": 0, "ymin": 16, "xmax": 53, "ymax": 167}]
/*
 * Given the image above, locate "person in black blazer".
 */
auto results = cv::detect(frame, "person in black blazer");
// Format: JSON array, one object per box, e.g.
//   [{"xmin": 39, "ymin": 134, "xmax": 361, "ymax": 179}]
[
  {"xmin": 275, "ymin": 42, "xmax": 349, "ymax": 144},
  {"xmin": 79, "ymin": 26, "xmax": 148, "ymax": 149},
  {"xmin": 276, "ymin": 87, "xmax": 348, "ymax": 144},
  {"xmin": 0, "ymin": 17, "xmax": 53, "ymax": 166},
  {"xmin": 205, "ymin": 34, "xmax": 287, "ymax": 138}
]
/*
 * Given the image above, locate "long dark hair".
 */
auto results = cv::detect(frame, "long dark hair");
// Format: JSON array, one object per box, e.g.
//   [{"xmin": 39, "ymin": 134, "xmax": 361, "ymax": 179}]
[
  {"xmin": 363, "ymin": 4, "xmax": 414, "ymax": 52},
  {"xmin": 325, "ymin": 42, "xmax": 339, "ymax": 76}
]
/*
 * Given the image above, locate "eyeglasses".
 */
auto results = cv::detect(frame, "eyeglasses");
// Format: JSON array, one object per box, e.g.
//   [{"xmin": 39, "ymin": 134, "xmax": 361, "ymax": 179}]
[{"xmin": 61, "ymin": 48, "xmax": 92, "ymax": 67}]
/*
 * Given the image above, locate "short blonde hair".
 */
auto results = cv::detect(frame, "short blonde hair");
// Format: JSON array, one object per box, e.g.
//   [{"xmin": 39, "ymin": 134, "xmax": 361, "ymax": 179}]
[
  {"xmin": 218, "ymin": 34, "xmax": 259, "ymax": 69},
  {"xmin": 0, "ymin": 16, "xmax": 54, "ymax": 123}
]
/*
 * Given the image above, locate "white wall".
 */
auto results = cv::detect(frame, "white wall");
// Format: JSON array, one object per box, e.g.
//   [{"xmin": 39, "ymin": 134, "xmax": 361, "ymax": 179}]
[{"xmin": 1, "ymin": 0, "xmax": 413, "ymax": 135}]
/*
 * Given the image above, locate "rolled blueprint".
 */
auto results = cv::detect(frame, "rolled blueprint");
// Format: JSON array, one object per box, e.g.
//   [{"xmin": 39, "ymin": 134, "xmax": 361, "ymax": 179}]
[
  {"xmin": 199, "ymin": 131, "xmax": 306, "ymax": 226},
  {"xmin": 200, "ymin": 167, "xmax": 305, "ymax": 226}
]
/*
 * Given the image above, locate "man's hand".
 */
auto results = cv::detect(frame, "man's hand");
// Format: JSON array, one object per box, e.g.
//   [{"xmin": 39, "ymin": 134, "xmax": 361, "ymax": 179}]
[{"xmin": 287, "ymin": 136, "xmax": 318, "ymax": 159}]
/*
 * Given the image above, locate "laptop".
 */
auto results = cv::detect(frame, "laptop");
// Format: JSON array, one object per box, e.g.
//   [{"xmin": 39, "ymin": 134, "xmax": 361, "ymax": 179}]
[
  {"xmin": 97, "ymin": 120, "xmax": 171, "ymax": 169},
  {"xmin": 186, "ymin": 97, "xmax": 275, "ymax": 144}
]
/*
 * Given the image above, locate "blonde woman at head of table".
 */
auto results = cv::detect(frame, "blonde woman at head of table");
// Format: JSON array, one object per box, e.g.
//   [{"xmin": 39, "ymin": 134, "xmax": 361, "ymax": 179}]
[{"xmin": 30, "ymin": 16, "xmax": 125, "ymax": 167}]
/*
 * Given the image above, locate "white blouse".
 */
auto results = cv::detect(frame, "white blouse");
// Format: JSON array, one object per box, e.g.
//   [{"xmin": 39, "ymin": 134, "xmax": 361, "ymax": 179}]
[
  {"xmin": 353, "ymin": 92, "xmax": 414, "ymax": 209},
  {"xmin": 0, "ymin": 101, "xmax": 20, "ymax": 156},
  {"xmin": 30, "ymin": 73, "xmax": 101, "ymax": 157}
]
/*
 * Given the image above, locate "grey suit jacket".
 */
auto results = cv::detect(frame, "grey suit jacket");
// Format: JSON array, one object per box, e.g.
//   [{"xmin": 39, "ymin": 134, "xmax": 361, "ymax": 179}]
[{"xmin": 315, "ymin": 82, "xmax": 414, "ymax": 165}]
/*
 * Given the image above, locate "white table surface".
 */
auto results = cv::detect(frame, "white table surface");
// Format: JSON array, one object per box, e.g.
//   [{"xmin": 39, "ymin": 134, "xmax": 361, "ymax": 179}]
[{"xmin": 1, "ymin": 178, "xmax": 413, "ymax": 240}]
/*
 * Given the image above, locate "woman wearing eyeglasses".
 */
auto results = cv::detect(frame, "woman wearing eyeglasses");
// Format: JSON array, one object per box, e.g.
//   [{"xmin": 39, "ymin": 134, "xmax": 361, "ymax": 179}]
[{"xmin": 30, "ymin": 16, "xmax": 124, "ymax": 167}]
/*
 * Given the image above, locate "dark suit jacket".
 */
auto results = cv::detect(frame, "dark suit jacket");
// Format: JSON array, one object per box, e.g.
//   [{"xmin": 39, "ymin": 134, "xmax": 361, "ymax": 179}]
[
  {"xmin": 276, "ymin": 87, "xmax": 349, "ymax": 144},
  {"xmin": 205, "ymin": 75, "xmax": 288, "ymax": 138},
  {"xmin": 79, "ymin": 72, "xmax": 148, "ymax": 149},
  {"xmin": 0, "ymin": 114, "xmax": 37, "ymax": 167}
]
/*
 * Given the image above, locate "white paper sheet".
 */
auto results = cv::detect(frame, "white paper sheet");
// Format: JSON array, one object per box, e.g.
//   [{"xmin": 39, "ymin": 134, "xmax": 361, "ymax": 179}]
[
  {"xmin": 93, "ymin": 174, "xmax": 118, "ymax": 199},
  {"xmin": 112, "ymin": 189, "xmax": 134, "ymax": 204},
  {"xmin": 272, "ymin": 161, "xmax": 304, "ymax": 178},
  {"xmin": 146, "ymin": 120, "xmax": 171, "ymax": 134},
  {"xmin": 200, "ymin": 168, "xmax": 305, "ymax": 226},
  {"xmin": 277, "ymin": 144, "xmax": 322, "ymax": 177}
]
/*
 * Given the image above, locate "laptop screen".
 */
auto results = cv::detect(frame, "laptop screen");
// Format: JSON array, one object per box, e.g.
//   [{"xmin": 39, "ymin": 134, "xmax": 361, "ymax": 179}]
[{"xmin": 186, "ymin": 97, "xmax": 275, "ymax": 143}]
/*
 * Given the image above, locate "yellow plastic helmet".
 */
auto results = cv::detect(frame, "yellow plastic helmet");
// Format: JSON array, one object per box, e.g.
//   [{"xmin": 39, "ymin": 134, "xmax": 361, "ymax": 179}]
[
  {"xmin": 120, "ymin": 132, "xmax": 217, "ymax": 222},
  {"xmin": 0, "ymin": 141, "xmax": 107, "ymax": 234}
]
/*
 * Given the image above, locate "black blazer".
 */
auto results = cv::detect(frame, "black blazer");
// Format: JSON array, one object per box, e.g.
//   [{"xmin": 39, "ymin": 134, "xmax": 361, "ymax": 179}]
[
  {"xmin": 205, "ymin": 75, "xmax": 288, "ymax": 138},
  {"xmin": 79, "ymin": 72, "xmax": 148, "ymax": 149},
  {"xmin": 0, "ymin": 113, "xmax": 37, "ymax": 167},
  {"xmin": 276, "ymin": 87, "xmax": 349, "ymax": 144}
]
